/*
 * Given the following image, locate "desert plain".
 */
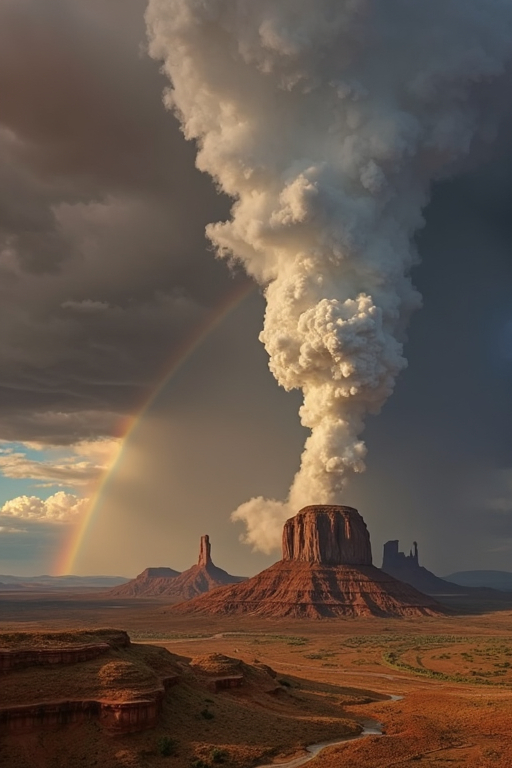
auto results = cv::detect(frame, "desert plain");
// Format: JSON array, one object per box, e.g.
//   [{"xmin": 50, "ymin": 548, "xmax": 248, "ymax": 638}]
[{"xmin": 1, "ymin": 590, "xmax": 512, "ymax": 768}]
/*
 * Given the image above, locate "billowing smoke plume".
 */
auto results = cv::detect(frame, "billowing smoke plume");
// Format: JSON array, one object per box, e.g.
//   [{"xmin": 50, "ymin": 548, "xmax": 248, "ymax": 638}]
[{"xmin": 147, "ymin": 0, "xmax": 512, "ymax": 551}]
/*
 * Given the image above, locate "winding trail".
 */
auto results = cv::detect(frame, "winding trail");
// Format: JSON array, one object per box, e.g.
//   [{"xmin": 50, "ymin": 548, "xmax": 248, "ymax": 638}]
[
  {"xmin": 254, "ymin": 722, "xmax": 382, "ymax": 768},
  {"xmin": 255, "ymin": 695, "xmax": 403, "ymax": 768},
  {"xmin": 151, "ymin": 633, "xmax": 405, "ymax": 768}
]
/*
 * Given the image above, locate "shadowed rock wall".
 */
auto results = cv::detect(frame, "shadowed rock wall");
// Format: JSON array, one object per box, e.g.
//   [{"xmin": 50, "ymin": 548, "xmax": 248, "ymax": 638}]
[
  {"xmin": 282, "ymin": 505, "xmax": 372, "ymax": 565},
  {"xmin": 0, "ymin": 695, "xmax": 163, "ymax": 734},
  {"xmin": 198, "ymin": 535, "xmax": 212, "ymax": 566}
]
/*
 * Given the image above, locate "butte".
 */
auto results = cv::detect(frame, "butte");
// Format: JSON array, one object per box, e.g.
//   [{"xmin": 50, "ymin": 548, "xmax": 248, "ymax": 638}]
[
  {"xmin": 109, "ymin": 535, "xmax": 244, "ymax": 600},
  {"xmin": 172, "ymin": 506, "xmax": 445, "ymax": 618},
  {"xmin": 381, "ymin": 539, "xmax": 511, "ymax": 601}
]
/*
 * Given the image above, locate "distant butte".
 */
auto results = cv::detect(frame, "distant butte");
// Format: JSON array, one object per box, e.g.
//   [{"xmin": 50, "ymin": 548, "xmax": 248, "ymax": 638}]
[
  {"xmin": 108, "ymin": 566, "xmax": 181, "ymax": 598},
  {"xmin": 108, "ymin": 536, "xmax": 244, "ymax": 600},
  {"xmin": 381, "ymin": 539, "xmax": 510, "ymax": 600},
  {"xmin": 158, "ymin": 534, "xmax": 246, "ymax": 601},
  {"xmin": 380, "ymin": 539, "xmax": 463, "ymax": 596},
  {"xmin": 172, "ymin": 505, "xmax": 446, "ymax": 618}
]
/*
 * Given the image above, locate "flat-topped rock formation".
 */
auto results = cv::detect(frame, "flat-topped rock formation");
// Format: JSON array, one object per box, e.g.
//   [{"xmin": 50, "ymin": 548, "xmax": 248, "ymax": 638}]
[
  {"xmin": 0, "ymin": 641, "xmax": 112, "ymax": 672},
  {"xmin": 0, "ymin": 630, "xmax": 180, "ymax": 735},
  {"xmin": 0, "ymin": 629, "xmax": 130, "ymax": 672},
  {"xmin": 108, "ymin": 566, "xmax": 181, "ymax": 597},
  {"xmin": 190, "ymin": 653, "xmax": 278, "ymax": 694},
  {"xmin": 172, "ymin": 506, "xmax": 445, "ymax": 618}
]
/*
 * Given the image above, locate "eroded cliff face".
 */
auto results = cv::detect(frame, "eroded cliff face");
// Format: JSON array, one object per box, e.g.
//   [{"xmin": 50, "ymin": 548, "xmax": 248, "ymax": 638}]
[
  {"xmin": 0, "ymin": 643, "xmax": 111, "ymax": 673},
  {"xmin": 282, "ymin": 505, "xmax": 372, "ymax": 566},
  {"xmin": 198, "ymin": 535, "xmax": 212, "ymax": 567},
  {"xmin": 0, "ymin": 630, "xmax": 181, "ymax": 735},
  {"xmin": 1, "ymin": 696, "xmax": 166, "ymax": 734}
]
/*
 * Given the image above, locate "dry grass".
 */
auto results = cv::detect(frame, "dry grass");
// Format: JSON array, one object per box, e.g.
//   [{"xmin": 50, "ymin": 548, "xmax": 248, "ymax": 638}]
[
  {"xmin": 0, "ymin": 638, "xmax": 181, "ymax": 706},
  {"xmin": 0, "ymin": 628, "xmax": 127, "ymax": 649},
  {"xmin": 1, "ymin": 596, "xmax": 512, "ymax": 767},
  {"xmin": 0, "ymin": 628, "xmax": 366, "ymax": 768}
]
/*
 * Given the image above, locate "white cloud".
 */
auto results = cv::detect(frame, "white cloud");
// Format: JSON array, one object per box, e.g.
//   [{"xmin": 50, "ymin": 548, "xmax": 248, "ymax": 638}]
[
  {"xmin": 0, "ymin": 437, "xmax": 121, "ymax": 489},
  {"xmin": 148, "ymin": 0, "xmax": 512, "ymax": 551},
  {"xmin": 1, "ymin": 492, "xmax": 89, "ymax": 523},
  {"xmin": 72, "ymin": 438, "xmax": 122, "ymax": 464}
]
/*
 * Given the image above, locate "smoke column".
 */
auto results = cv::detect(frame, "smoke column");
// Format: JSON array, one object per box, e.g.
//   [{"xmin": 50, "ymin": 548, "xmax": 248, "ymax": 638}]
[{"xmin": 146, "ymin": 0, "xmax": 512, "ymax": 552}]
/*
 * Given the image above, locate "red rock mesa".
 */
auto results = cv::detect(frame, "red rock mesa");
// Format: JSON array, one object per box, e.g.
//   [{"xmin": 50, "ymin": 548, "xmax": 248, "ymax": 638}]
[{"xmin": 173, "ymin": 506, "xmax": 445, "ymax": 618}]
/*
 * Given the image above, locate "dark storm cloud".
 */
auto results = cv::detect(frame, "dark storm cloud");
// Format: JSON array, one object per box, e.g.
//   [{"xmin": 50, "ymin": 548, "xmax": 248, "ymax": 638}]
[
  {"xmin": 0, "ymin": 0, "xmax": 510, "ymax": 579},
  {"xmin": 0, "ymin": 0, "xmax": 238, "ymax": 444},
  {"xmin": 347, "ymin": 127, "xmax": 512, "ymax": 573},
  {"xmin": 472, "ymin": 509, "xmax": 512, "ymax": 539}
]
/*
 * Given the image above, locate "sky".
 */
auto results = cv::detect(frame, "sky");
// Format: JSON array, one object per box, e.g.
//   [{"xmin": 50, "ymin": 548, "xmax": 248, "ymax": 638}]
[{"xmin": 0, "ymin": 0, "xmax": 511, "ymax": 579}]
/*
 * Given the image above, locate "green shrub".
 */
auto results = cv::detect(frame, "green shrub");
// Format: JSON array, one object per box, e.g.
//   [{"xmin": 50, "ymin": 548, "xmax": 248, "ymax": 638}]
[
  {"xmin": 210, "ymin": 747, "xmax": 228, "ymax": 763},
  {"xmin": 157, "ymin": 736, "xmax": 177, "ymax": 756},
  {"xmin": 200, "ymin": 708, "xmax": 215, "ymax": 720}
]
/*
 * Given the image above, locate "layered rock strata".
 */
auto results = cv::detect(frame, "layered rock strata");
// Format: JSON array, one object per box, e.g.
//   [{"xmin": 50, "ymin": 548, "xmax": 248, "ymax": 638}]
[
  {"xmin": 173, "ymin": 506, "xmax": 445, "ymax": 618},
  {"xmin": 0, "ymin": 673, "xmax": 180, "ymax": 734},
  {"xmin": 0, "ymin": 694, "xmax": 167, "ymax": 734},
  {"xmin": 190, "ymin": 653, "xmax": 278, "ymax": 696},
  {"xmin": 0, "ymin": 630, "xmax": 129, "ymax": 672},
  {"xmin": 0, "ymin": 643, "xmax": 111, "ymax": 673},
  {"xmin": 0, "ymin": 630, "xmax": 180, "ymax": 735}
]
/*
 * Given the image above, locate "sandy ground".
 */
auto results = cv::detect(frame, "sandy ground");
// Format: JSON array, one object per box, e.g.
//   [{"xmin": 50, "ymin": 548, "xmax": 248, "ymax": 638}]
[{"xmin": 1, "ymin": 591, "xmax": 512, "ymax": 767}]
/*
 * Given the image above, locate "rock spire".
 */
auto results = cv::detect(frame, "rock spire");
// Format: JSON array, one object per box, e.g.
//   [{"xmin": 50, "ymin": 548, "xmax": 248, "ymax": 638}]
[{"xmin": 198, "ymin": 535, "xmax": 212, "ymax": 567}]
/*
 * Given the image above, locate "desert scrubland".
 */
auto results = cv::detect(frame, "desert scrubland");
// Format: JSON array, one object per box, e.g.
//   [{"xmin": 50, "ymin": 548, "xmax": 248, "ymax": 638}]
[{"xmin": 0, "ymin": 592, "xmax": 511, "ymax": 768}]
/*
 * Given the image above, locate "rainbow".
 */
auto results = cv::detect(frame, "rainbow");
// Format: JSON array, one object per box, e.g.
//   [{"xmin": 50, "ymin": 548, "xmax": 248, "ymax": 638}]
[{"xmin": 55, "ymin": 280, "xmax": 255, "ymax": 576}]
